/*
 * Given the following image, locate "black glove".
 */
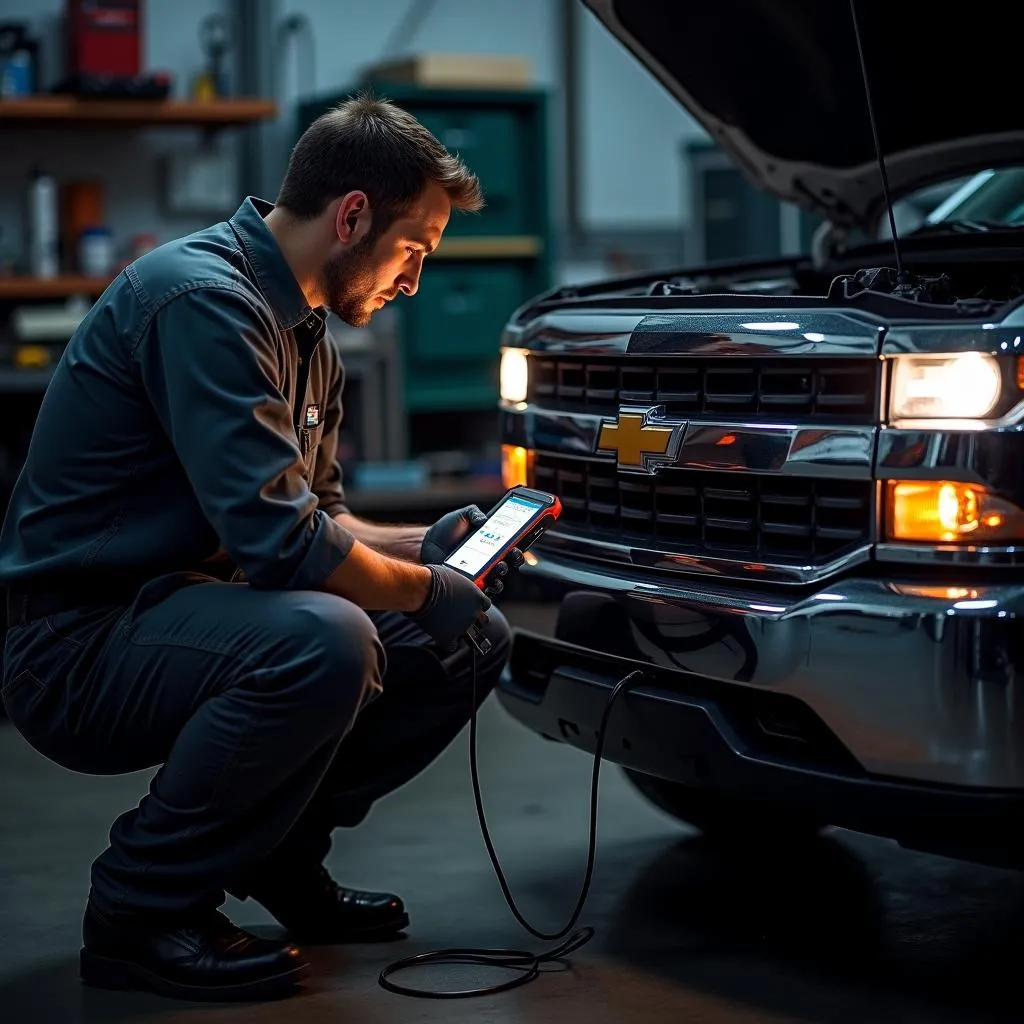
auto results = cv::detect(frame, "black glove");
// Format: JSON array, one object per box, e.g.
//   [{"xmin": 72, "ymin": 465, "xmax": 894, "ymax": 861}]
[
  {"xmin": 420, "ymin": 504, "xmax": 523, "ymax": 597},
  {"xmin": 411, "ymin": 564, "xmax": 492, "ymax": 647},
  {"xmin": 420, "ymin": 505, "xmax": 487, "ymax": 565},
  {"xmin": 476, "ymin": 547, "xmax": 526, "ymax": 597}
]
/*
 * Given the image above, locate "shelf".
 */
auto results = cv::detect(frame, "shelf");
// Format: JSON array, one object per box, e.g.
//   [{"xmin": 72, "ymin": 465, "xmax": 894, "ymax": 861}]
[
  {"xmin": 0, "ymin": 275, "xmax": 114, "ymax": 300},
  {"xmin": 351, "ymin": 81, "xmax": 546, "ymax": 106},
  {"xmin": 0, "ymin": 96, "xmax": 276, "ymax": 129},
  {"xmin": 433, "ymin": 235, "xmax": 541, "ymax": 260},
  {"xmin": 0, "ymin": 246, "xmax": 538, "ymax": 301},
  {"xmin": 0, "ymin": 367, "xmax": 55, "ymax": 393}
]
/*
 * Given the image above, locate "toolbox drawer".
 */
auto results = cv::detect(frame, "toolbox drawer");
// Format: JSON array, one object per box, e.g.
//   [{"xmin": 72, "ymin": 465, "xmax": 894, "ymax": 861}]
[
  {"xmin": 416, "ymin": 107, "xmax": 529, "ymax": 236},
  {"xmin": 404, "ymin": 262, "xmax": 526, "ymax": 365}
]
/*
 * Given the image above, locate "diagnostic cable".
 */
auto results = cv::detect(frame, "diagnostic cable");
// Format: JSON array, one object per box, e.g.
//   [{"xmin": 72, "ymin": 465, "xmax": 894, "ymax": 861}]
[{"xmin": 378, "ymin": 646, "xmax": 645, "ymax": 999}]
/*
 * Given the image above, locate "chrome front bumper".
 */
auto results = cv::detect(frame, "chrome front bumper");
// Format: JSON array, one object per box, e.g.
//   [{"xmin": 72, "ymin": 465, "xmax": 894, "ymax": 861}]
[{"xmin": 516, "ymin": 549, "xmax": 1024, "ymax": 790}]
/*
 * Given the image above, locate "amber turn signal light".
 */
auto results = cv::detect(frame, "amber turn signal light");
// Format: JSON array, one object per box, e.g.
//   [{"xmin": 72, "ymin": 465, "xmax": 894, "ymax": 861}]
[
  {"xmin": 887, "ymin": 480, "xmax": 1024, "ymax": 543},
  {"xmin": 501, "ymin": 444, "xmax": 532, "ymax": 489}
]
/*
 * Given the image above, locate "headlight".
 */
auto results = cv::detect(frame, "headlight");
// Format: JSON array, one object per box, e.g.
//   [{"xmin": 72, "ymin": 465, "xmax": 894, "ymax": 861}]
[
  {"xmin": 890, "ymin": 352, "xmax": 1002, "ymax": 420},
  {"xmin": 499, "ymin": 348, "xmax": 529, "ymax": 404}
]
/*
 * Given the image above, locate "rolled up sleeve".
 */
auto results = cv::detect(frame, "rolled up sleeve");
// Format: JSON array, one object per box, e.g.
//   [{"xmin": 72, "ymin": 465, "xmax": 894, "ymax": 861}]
[{"xmin": 134, "ymin": 285, "xmax": 354, "ymax": 590}]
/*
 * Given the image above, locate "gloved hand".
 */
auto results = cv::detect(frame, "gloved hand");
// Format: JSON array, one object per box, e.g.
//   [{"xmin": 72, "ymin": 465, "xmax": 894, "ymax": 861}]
[
  {"xmin": 477, "ymin": 547, "xmax": 526, "ymax": 597},
  {"xmin": 420, "ymin": 505, "xmax": 487, "ymax": 565},
  {"xmin": 420, "ymin": 504, "xmax": 524, "ymax": 597},
  {"xmin": 410, "ymin": 564, "xmax": 492, "ymax": 647}
]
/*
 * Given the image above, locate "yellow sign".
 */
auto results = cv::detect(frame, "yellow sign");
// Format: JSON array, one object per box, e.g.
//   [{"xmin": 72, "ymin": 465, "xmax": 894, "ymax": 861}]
[{"xmin": 597, "ymin": 410, "xmax": 681, "ymax": 472}]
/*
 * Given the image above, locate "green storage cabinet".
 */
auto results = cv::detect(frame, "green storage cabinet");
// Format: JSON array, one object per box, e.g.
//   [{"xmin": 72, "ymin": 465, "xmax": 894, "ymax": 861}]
[
  {"xmin": 402, "ymin": 261, "xmax": 529, "ymax": 411},
  {"xmin": 414, "ymin": 106, "xmax": 532, "ymax": 237},
  {"xmin": 297, "ymin": 82, "xmax": 552, "ymax": 415},
  {"xmin": 405, "ymin": 262, "xmax": 528, "ymax": 365},
  {"xmin": 299, "ymin": 83, "xmax": 550, "ymax": 243}
]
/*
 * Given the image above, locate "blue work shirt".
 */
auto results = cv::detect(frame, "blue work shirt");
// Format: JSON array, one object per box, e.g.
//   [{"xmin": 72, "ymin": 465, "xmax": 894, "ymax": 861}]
[{"xmin": 0, "ymin": 197, "xmax": 356, "ymax": 593}]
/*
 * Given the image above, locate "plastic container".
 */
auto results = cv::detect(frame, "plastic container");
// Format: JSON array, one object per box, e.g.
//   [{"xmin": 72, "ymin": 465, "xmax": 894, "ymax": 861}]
[
  {"xmin": 78, "ymin": 226, "xmax": 115, "ymax": 276},
  {"xmin": 0, "ymin": 49, "xmax": 31, "ymax": 96}
]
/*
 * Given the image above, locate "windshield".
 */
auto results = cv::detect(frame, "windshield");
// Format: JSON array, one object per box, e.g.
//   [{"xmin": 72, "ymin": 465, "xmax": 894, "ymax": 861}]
[
  {"xmin": 921, "ymin": 167, "xmax": 1024, "ymax": 228},
  {"xmin": 901, "ymin": 166, "xmax": 1024, "ymax": 231},
  {"xmin": 874, "ymin": 168, "xmax": 1024, "ymax": 239}
]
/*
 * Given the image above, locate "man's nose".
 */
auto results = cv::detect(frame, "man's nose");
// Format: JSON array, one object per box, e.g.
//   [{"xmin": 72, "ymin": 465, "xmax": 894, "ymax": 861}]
[{"xmin": 399, "ymin": 255, "xmax": 424, "ymax": 296}]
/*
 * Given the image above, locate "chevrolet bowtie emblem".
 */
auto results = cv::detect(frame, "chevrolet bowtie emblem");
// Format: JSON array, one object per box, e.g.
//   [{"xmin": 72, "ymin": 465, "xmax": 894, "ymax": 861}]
[{"xmin": 597, "ymin": 407, "xmax": 685, "ymax": 473}]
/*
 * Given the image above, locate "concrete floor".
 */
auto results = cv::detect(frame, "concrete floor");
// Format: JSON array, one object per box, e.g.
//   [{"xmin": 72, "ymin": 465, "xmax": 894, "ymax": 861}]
[{"xmin": 2, "ymin": 603, "xmax": 1023, "ymax": 1023}]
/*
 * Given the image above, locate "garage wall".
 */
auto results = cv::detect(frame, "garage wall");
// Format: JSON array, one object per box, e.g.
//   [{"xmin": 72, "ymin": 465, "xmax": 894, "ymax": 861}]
[
  {"xmin": 0, "ymin": 0, "xmax": 234, "ymax": 255},
  {"xmin": 577, "ymin": 3, "xmax": 706, "ymax": 231},
  {"xmin": 0, "ymin": 0, "xmax": 707, "ymax": 277},
  {"xmin": 277, "ymin": 1, "xmax": 708, "ymax": 233}
]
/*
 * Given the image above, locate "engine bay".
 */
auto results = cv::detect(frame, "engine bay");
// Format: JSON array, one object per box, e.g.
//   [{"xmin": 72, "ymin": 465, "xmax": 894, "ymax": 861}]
[
  {"xmin": 525, "ymin": 234, "xmax": 1024, "ymax": 324},
  {"xmin": 661, "ymin": 244, "xmax": 1024, "ymax": 308}
]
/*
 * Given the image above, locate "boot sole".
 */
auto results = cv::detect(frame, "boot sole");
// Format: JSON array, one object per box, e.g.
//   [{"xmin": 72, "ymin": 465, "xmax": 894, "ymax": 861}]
[{"xmin": 80, "ymin": 949, "xmax": 311, "ymax": 1002}]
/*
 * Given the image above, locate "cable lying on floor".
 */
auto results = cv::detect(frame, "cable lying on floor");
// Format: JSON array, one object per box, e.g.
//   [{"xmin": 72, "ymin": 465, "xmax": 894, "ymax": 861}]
[{"xmin": 378, "ymin": 656, "xmax": 646, "ymax": 999}]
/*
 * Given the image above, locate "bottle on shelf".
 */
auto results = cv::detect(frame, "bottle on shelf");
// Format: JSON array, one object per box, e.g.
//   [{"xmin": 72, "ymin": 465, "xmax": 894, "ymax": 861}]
[{"xmin": 27, "ymin": 165, "xmax": 59, "ymax": 279}]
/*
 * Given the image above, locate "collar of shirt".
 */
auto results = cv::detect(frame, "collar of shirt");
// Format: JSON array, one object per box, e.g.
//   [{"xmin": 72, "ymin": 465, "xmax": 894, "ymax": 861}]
[{"xmin": 229, "ymin": 196, "xmax": 325, "ymax": 335}]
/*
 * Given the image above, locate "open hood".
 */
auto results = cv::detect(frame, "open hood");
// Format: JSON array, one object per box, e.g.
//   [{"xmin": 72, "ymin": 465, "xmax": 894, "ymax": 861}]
[{"xmin": 582, "ymin": 0, "xmax": 1024, "ymax": 231}]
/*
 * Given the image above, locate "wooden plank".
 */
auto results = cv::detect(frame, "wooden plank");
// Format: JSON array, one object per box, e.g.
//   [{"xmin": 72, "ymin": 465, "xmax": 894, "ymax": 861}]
[
  {"xmin": 0, "ymin": 97, "xmax": 276, "ymax": 128},
  {"xmin": 0, "ymin": 275, "xmax": 113, "ymax": 300},
  {"xmin": 433, "ymin": 235, "xmax": 542, "ymax": 259},
  {"xmin": 366, "ymin": 53, "xmax": 533, "ymax": 91}
]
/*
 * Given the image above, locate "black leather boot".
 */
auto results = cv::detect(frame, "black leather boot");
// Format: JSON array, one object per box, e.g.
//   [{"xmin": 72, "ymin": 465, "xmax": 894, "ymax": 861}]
[
  {"xmin": 80, "ymin": 901, "xmax": 311, "ymax": 1001},
  {"xmin": 251, "ymin": 865, "xmax": 409, "ymax": 944}
]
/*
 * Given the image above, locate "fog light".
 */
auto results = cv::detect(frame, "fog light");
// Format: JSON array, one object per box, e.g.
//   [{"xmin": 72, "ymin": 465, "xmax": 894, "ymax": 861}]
[
  {"xmin": 887, "ymin": 480, "xmax": 1024, "ymax": 542},
  {"xmin": 499, "ymin": 348, "xmax": 529, "ymax": 404},
  {"xmin": 501, "ymin": 444, "xmax": 531, "ymax": 489}
]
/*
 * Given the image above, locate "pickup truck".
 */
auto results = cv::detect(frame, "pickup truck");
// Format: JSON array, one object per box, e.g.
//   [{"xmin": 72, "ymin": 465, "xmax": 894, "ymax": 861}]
[{"xmin": 495, "ymin": 0, "xmax": 1024, "ymax": 868}]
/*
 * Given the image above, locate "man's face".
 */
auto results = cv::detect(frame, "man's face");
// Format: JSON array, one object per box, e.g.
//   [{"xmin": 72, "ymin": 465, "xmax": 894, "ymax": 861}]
[{"xmin": 321, "ymin": 181, "xmax": 451, "ymax": 328}]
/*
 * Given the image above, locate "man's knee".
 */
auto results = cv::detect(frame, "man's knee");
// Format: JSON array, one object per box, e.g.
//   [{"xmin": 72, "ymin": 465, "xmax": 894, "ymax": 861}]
[{"xmin": 276, "ymin": 594, "xmax": 384, "ymax": 720}]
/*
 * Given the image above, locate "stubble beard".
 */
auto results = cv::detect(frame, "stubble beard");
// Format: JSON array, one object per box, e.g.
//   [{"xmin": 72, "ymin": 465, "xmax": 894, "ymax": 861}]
[{"xmin": 320, "ymin": 238, "xmax": 381, "ymax": 328}]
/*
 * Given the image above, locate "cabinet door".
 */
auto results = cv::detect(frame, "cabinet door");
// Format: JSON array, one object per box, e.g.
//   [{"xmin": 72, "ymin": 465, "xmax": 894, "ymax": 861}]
[
  {"xmin": 404, "ymin": 262, "xmax": 525, "ymax": 365},
  {"xmin": 417, "ymin": 107, "xmax": 528, "ymax": 235},
  {"xmin": 702, "ymin": 165, "xmax": 781, "ymax": 262}
]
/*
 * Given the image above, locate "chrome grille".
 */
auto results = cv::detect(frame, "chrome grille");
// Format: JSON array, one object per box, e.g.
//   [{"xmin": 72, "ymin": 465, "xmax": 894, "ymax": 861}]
[
  {"xmin": 529, "ymin": 355, "xmax": 879, "ymax": 422},
  {"xmin": 533, "ymin": 454, "xmax": 872, "ymax": 562}
]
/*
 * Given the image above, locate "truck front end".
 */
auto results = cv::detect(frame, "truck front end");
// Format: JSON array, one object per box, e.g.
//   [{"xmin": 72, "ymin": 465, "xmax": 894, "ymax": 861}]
[{"xmin": 496, "ymin": 288, "xmax": 1024, "ymax": 867}]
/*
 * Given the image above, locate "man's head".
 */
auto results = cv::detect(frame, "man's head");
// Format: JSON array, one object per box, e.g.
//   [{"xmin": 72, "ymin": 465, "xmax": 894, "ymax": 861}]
[{"xmin": 274, "ymin": 93, "xmax": 483, "ymax": 327}]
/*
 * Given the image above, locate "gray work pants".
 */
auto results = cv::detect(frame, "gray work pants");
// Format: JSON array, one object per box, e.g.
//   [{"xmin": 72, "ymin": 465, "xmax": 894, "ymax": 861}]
[{"xmin": 0, "ymin": 571, "xmax": 511, "ymax": 920}]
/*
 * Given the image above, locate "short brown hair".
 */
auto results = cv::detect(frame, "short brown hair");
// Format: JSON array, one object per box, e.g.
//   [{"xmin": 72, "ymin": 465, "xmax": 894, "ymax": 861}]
[{"xmin": 276, "ymin": 91, "xmax": 484, "ymax": 232}]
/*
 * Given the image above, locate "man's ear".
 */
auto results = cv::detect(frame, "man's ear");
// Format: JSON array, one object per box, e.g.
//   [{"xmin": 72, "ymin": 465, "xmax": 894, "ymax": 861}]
[{"xmin": 334, "ymin": 191, "xmax": 371, "ymax": 246}]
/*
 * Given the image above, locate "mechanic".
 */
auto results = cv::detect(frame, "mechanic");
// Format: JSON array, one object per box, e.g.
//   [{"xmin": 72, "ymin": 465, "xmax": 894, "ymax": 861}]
[{"xmin": 0, "ymin": 94, "xmax": 518, "ymax": 1002}]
